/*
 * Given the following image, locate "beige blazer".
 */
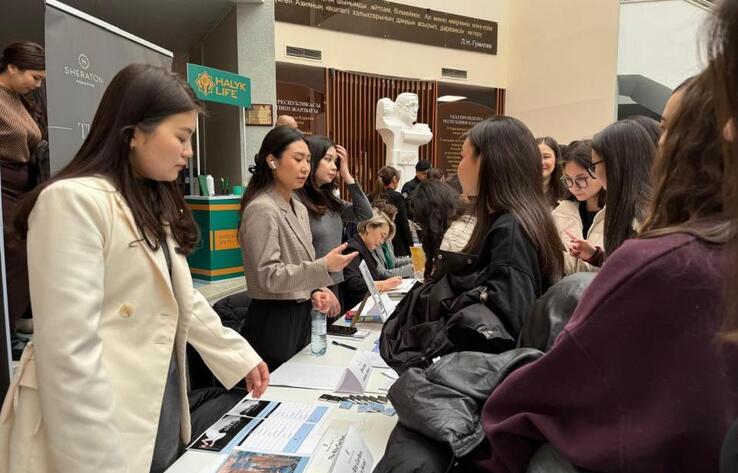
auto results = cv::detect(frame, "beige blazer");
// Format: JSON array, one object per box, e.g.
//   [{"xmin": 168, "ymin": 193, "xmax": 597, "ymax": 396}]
[
  {"xmin": 552, "ymin": 200, "xmax": 606, "ymax": 275},
  {"xmin": 0, "ymin": 177, "xmax": 262, "ymax": 473},
  {"xmin": 240, "ymin": 187, "xmax": 332, "ymax": 301}
]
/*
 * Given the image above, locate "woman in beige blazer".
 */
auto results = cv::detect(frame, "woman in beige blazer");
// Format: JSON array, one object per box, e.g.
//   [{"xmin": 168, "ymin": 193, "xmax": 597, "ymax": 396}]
[
  {"xmin": 564, "ymin": 122, "xmax": 654, "ymax": 267},
  {"xmin": 0, "ymin": 64, "xmax": 268, "ymax": 473},
  {"xmin": 239, "ymin": 126, "xmax": 357, "ymax": 370},
  {"xmin": 551, "ymin": 140, "xmax": 606, "ymax": 274}
]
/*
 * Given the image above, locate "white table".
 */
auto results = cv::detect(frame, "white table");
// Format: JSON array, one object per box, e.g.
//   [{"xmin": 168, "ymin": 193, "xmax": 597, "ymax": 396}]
[{"xmin": 166, "ymin": 322, "xmax": 397, "ymax": 473}]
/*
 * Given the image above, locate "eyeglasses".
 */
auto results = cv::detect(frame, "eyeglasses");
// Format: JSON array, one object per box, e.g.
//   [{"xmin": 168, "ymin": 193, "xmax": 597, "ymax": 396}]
[
  {"xmin": 560, "ymin": 175, "xmax": 591, "ymax": 190},
  {"xmin": 587, "ymin": 159, "xmax": 604, "ymax": 179}
]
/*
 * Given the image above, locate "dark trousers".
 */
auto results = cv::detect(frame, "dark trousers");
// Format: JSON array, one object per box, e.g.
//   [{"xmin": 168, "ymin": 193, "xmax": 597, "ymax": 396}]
[
  {"xmin": 241, "ymin": 298, "xmax": 311, "ymax": 371},
  {"xmin": 1, "ymin": 160, "xmax": 31, "ymax": 330}
]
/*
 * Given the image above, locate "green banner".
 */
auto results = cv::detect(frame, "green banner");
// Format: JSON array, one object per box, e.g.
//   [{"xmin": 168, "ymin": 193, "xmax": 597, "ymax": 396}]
[{"xmin": 186, "ymin": 63, "xmax": 251, "ymax": 108}]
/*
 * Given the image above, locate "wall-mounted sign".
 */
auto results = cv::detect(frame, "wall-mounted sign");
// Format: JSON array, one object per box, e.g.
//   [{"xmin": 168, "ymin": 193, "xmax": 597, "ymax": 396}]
[
  {"xmin": 435, "ymin": 83, "xmax": 498, "ymax": 175},
  {"xmin": 275, "ymin": 0, "xmax": 498, "ymax": 55},
  {"xmin": 245, "ymin": 104, "xmax": 274, "ymax": 126},
  {"xmin": 276, "ymin": 62, "xmax": 326, "ymax": 136},
  {"xmin": 187, "ymin": 63, "xmax": 251, "ymax": 108}
]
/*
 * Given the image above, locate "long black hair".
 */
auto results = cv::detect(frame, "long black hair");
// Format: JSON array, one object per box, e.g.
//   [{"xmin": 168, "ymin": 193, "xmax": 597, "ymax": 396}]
[
  {"xmin": 592, "ymin": 120, "xmax": 655, "ymax": 255},
  {"xmin": 298, "ymin": 135, "xmax": 343, "ymax": 217},
  {"xmin": 464, "ymin": 117, "xmax": 564, "ymax": 282},
  {"xmin": 412, "ymin": 179, "xmax": 459, "ymax": 277},
  {"xmin": 625, "ymin": 115, "xmax": 662, "ymax": 146},
  {"xmin": 15, "ymin": 64, "xmax": 201, "ymax": 254},
  {"xmin": 240, "ymin": 125, "xmax": 307, "ymax": 214}
]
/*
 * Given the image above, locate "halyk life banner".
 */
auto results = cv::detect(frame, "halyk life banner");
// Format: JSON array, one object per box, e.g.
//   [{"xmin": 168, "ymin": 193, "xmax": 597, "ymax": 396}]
[{"xmin": 187, "ymin": 63, "xmax": 252, "ymax": 109}]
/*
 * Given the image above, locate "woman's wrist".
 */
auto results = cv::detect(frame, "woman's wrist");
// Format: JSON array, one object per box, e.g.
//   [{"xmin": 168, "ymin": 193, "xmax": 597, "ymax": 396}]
[{"xmin": 583, "ymin": 246, "xmax": 603, "ymax": 264}]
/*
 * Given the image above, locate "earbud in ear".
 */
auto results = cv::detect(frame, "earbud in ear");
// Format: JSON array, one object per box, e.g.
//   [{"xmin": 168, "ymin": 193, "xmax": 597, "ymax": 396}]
[{"xmin": 269, "ymin": 161, "xmax": 277, "ymax": 170}]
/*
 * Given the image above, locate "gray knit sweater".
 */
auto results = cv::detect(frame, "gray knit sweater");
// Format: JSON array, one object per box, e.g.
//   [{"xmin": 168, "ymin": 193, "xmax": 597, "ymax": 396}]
[{"xmin": 306, "ymin": 183, "xmax": 373, "ymax": 284}]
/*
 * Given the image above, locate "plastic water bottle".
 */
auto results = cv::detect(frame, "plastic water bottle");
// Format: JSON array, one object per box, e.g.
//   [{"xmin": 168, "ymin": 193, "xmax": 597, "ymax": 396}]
[{"xmin": 310, "ymin": 309, "xmax": 327, "ymax": 356}]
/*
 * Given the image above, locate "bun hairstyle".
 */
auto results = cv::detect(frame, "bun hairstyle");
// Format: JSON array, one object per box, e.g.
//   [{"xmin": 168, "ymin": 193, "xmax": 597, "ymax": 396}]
[
  {"xmin": 240, "ymin": 125, "xmax": 306, "ymax": 214},
  {"xmin": 1, "ymin": 41, "xmax": 46, "ymax": 124},
  {"xmin": 0, "ymin": 41, "xmax": 45, "ymax": 73}
]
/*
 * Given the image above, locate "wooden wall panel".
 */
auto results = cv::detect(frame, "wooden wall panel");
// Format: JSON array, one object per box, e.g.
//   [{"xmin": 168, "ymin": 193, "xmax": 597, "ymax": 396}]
[{"xmin": 326, "ymin": 70, "xmax": 438, "ymax": 198}]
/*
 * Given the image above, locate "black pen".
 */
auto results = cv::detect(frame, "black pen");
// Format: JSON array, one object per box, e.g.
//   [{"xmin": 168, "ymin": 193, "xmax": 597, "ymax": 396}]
[{"xmin": 332, "ymin": 340, "xmax": 358, "ymax": 351}]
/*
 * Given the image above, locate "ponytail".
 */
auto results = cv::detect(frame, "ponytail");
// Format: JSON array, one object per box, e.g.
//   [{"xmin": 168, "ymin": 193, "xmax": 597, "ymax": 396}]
[{"xmin": 375, "ymin": 166, "xmax": 399, "ymax": 199}]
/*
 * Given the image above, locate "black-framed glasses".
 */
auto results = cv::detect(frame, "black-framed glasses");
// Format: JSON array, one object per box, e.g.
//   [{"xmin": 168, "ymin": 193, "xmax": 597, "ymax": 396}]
[
  {"xmin": 587, "ymin": 160, "xmax": 604, "ymax": 179},
  {"xmin": 560, "ymin": 175, "xmax": 590, "ymax": 190}
]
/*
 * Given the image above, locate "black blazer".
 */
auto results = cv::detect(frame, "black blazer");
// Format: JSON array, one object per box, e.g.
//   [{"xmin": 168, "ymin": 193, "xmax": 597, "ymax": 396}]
[
  {"xmin": 341, "ymin": 235, "xmax": 380, "ymax": 311},
  {"xmin": 384, "ymin": 188, "xmax": 413, "ymax": 257}
]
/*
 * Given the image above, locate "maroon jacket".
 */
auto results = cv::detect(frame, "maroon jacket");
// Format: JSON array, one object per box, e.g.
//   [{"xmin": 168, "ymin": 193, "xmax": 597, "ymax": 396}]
[{"xmin": 478, "ymin": 233, "xmax": 738, "ymax": 472}]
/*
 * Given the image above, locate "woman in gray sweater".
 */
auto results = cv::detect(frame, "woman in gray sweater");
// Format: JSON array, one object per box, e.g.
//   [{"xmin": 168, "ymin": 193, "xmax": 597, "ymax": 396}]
[{"xmin": 297, "ymin": 135, "xmax": 373, "ymax": 309}]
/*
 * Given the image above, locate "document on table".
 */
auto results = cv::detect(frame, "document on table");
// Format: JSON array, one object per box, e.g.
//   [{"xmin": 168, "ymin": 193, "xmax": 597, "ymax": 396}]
[
  {"xmin": 189, "ymin": 399, "xmax": 330, "ymax": 456},
  {"xmin": 269, "ymin": 352, "xmax": 373, "ymax": 394},
  {"xmin": 216, "ymin": 450, "xmax": 310, "ymax": 473},
  {"xmin": 268, "ymin": 363, "xmax": 344, "ymax": 391},
  {"xmin": 368, "ymin": 339, "xmax": 389, "ymax": 369},
  {"xmin": 389, "ymin": 278, "xmax": 418, "ymax": 294}
]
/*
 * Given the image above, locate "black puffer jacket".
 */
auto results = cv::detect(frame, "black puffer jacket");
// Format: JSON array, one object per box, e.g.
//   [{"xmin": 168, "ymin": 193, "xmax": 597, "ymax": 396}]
[
  {"xmin": 518, "ymin": 272, "xmax": 597, "ymax": 352},
  {"xmin": 375, "ymin": 274, "xmax": 596, "ymax": 473},
  {"xmin": 212, "ymin": 291, "xmax": 252, "ymax": 333},
  {"xmin": 374, "ymin": 349, "xmax": 543, "ymax": 473}
]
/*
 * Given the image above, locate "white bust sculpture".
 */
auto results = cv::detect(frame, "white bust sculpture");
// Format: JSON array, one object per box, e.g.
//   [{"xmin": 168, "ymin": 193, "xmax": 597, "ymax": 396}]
[{"xmin": 376, "ymin": 92, "xmax": 433, "ymax": 189}]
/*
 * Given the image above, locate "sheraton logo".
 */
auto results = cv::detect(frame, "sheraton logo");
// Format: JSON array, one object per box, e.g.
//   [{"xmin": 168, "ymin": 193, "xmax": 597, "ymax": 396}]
[{"xmin": 64, "ymin": 52, "xmax": 104, "ymax": 88}]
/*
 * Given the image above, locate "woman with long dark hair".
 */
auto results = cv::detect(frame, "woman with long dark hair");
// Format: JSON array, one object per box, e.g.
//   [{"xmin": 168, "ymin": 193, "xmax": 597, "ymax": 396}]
[
  {"xmin": 457, "ymin": 117, "xmax": 564, "ymax": 338},
  {"xmin": 1, "ymin": 64, "xmax": 269, "ymax": 473},
  {"xmin": 536, "ymin": 136, "xmax": 566, "ymax": 208},
  {"xmin": 0, "ymin": 41, "xmax": 45, "ymax": 356},
  {"xmin": 239, "ymin": 127, "xmax": 357, "ymax": 370},
  {"xmin": 566, "ymin": 120, "xmax": 654, "ymax": 267},
  {"xmin": 709, "ymin": 2, "xmax": 738, "ymax": 471},
  {"xmin": 296, "ymin": 135, "xmax": 372, "ymax": 309},
  {"xmin": 372, "ymin": 165, "xmax": 413, "ymax": 256},
  {"xmin": 478, "ymin": 71, "xmax": 738, "ymax": 473},
  {"xmin": 626, "ymin": 115, "xmax": 661, "ymax": 146},
  {"xmin": 552, "ymin": 140, "xmax": 606, "ymax": 274},
  {"xmin": 411, "ymin": 178, "xmax": 459, "ymax": 278}
]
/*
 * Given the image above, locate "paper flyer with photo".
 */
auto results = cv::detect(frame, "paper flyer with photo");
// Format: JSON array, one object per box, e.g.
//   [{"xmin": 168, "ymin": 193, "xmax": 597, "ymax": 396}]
[
  {"xmin": 215, "ymin": 450, "xmax": 310, "ymax": 473},
  {"xmin": 189, "ymin": 415, "xmax": 252, "ymax": 452},
  {"xmin": 189, "ymin": 399, "xmax": 331, "ymax": 456},
  {"xmin": 233, "ymin": 402, "xmax": 329, "ymax": 456}
]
